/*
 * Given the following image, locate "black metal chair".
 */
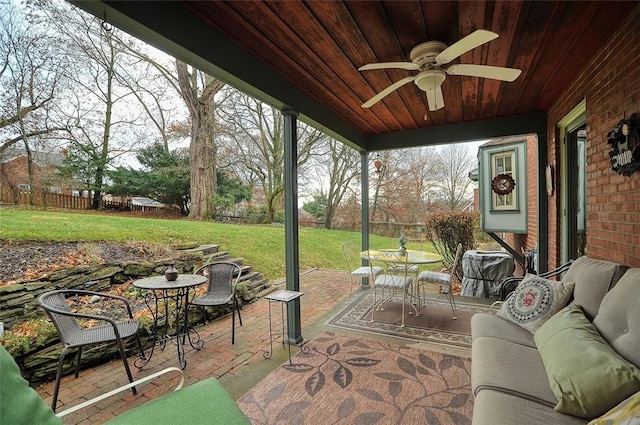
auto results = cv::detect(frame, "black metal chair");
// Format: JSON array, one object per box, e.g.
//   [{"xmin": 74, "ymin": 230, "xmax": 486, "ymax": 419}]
[
  {"xmin": 37, "ymin": 289, "xmax": 145, "ymax": 412},
  {"xmin": 191, "ymin": 261, "xmax": 243, "ymax": 344}
]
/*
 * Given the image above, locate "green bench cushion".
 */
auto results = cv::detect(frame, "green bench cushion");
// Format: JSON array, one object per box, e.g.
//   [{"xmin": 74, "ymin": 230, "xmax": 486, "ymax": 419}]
[
  {"xmin": 0, "ymin": 345, "xmax": 63, "ymax": 425},
  {"xmin": 105, "ymin": 377, "xmax": 251, "ymax": 425}
]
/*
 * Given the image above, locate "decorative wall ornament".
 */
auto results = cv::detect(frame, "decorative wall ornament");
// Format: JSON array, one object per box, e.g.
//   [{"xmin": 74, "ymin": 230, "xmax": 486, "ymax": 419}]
[
  {"xmin": 608, "ymin": 114, "xmax": 640, "ymax": 176},
  {"xmin": 545, "ymin": 164, "xmax": 554, "ymax": 196},
  {"xmin": 491, "ymin": 173, "xmax": 516, "ymax": 195}
]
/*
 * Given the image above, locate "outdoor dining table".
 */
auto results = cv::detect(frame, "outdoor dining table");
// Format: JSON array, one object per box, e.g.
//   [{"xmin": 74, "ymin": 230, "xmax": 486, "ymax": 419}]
[
  {"xmin": 360, "ymin": 249, "xmax": 444, "ymax": 319},
  {"xmin": 360, "ymin": 249, "xmax": 443, "ymax": 266},
  {"xmin": 132, "ymin": 274, "xmax": 207, "ymax": 369}
]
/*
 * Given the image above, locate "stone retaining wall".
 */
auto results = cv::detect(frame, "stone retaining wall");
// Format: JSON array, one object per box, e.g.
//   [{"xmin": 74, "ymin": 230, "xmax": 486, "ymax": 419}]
[{"xmin": 0, "ymin": 245, "xmax": 270, "ymax": 382}]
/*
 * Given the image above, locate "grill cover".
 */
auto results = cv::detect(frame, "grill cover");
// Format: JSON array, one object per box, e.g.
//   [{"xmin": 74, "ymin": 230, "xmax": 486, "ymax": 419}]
[{"xmin": 461, "ymin": 250, "xmax": 515, "ymax": 298}]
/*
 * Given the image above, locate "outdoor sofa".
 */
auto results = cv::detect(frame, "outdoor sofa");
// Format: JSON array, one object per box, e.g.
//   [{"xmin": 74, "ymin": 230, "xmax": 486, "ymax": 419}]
[
  {"xmin": 470, "ymin": 256, "xmax": 640, "ymax": 424},
  {"xmin": 0, "ymin": 344, "xmax": 250, "ymax": 425}
]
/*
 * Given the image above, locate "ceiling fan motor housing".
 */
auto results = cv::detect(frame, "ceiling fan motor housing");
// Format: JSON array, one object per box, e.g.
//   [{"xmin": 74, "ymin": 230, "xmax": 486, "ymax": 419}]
[
  {"xmin": 409, "ymin": 41, "xmax": 448, "ymax": 66},
  {"xmin": 415, "ymin": 70, "xmax": 446, "ymax": 91}
]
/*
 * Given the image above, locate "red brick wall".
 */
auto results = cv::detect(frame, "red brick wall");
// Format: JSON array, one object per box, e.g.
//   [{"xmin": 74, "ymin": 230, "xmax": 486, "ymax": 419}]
[
  {"xmin": 547, "ymin": 4, "xmax": 640, "ymax": 269},
  {"xmin": 0, "ymin": 157, "xmax": 44, "ymax": 188}
]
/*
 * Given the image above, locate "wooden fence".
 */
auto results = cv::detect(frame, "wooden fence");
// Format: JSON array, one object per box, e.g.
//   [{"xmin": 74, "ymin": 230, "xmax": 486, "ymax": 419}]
[{"xmin": 0, "ymin": 187, "xmax": 180, "ymax": 217}]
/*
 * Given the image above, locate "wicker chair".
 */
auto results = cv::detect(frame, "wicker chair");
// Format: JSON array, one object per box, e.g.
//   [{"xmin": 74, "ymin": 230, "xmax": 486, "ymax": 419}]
[
  {"xmin": 191, "ymin": 261, "xmax": 243, "ymax": 344},
  {"xmin": 38, "ymin": 289, "xmax": 145, "ymax": 412}
]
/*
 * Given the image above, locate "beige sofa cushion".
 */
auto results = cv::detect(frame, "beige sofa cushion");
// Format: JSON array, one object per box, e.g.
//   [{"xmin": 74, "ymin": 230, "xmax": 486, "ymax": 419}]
[
  {"xmin": 593, "ymin": 268, "xmax": 640, "ymax": 368},
  {"xmin": 471, "ymin": 336, "xmax": 558, "ymax": 406},
  {"xmin": 565, "ymin": 256, "xmax": 627, "ymax": 320},
  {"xmin": 473, "ymin": 389, "xmax": 587, "ymax": 425},
  {"xmin": 471, "ymin": 313, "xmax": 535, "ymax": 348}
]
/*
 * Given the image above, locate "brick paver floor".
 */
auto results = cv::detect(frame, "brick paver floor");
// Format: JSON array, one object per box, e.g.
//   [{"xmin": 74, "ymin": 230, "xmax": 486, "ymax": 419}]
[{"xmin": 37, "ymin": 269, "xmax": 354, "ymax": 424}]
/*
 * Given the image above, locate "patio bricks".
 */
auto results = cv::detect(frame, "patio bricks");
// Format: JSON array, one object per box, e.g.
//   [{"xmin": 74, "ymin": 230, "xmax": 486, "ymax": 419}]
[{"xmin": 36, "ymin": 269, "xmax": 354, "ymax": 425}]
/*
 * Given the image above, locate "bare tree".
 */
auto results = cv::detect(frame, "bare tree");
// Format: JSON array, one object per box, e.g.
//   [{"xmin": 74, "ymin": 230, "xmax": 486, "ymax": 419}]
[
  {"xmin": 0, "ymin": 4, "xmax": 67, "ymax": 203},
  {"xmin": 29, "ymin": 2, "xmax": 159, "ymax": 209},
  {"xmin": 302, "ymin": 138, "xmax": 360, "ymax": 229},
  {"xmin": 175, "ymin": 61, "xmax": 224, "ymax": 220},
  {"xmin": 434, "ymin": 144, "xmax": 476, "ymax": 210},
  {"xmin": 218, "ymin": 89, "xmax": 323, "ymax": 223},
  {"xmin": 114, "ymin": 43, "xmax": 224, "ymax": 219}
]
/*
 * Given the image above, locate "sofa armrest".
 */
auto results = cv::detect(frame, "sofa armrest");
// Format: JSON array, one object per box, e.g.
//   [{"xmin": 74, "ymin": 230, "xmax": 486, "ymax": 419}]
[{"xmin": 55, "ymin": 367, "xmax": 184, "ymax": 418}]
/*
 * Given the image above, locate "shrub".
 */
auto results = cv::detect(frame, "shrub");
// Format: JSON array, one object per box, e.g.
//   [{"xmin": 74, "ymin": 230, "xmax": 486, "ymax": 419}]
[
  {"xmin": 425, "ymin": 211, "xmax": 479, "ymax": 280},
  {"xmin": 0, "ymin": 319, "xmax": 57, "ymax": 357}
]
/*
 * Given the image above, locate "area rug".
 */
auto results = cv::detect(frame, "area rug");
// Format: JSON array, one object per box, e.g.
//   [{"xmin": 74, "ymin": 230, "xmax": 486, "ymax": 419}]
[
  {"xmin": 326, "ymin": 292, "xmax": 493, "ymax": 349},
  {"xmin": 238, "ymin": 332, "xmax": 472, "ymax": 424}
]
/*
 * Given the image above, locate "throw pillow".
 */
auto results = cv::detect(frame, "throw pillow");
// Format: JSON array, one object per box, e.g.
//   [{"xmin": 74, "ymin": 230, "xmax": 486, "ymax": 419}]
[
  {"xmin": 0, "ymin": 345, "xmax": 63, "ymax": 425},
  {"xmin": 496, "ymin": 274, "xmax": 574, "ymax": 333},
  {"xmin": 535, "ymin": 305, "xmax": 640, "ymax": 419},
  {"xmin": 588, "ymin": 391, "xmax": 640, "ymax": 425}
]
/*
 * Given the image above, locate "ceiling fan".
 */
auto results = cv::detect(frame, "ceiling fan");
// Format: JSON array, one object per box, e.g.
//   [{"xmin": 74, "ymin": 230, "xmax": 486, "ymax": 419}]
[{"xmin": 359, "ymin": 30, "xmax": 522, "ymax": 111}]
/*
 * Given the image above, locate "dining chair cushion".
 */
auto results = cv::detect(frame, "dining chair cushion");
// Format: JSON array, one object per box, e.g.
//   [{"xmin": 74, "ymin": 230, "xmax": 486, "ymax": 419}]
[
  {"xmin": 417, "ymin": 270, "xmax": 451, "ymax": 285},
  {"xmin": 351, "ymin": 265, "xmax": 383, "ymax": 277},
  {"xmin": 389, "ymin": 265, "xmax": 420, "ymax": 274},
  {"xmin": 375, "ymin": 275, "xmax": 414, "ymax": 289},
  {"xmin": 0, "ymin": 345, "xmax": 63, "ymax": 425}
]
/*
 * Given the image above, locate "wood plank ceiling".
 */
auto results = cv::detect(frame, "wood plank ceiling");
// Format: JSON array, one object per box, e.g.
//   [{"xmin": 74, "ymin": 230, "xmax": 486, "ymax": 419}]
[
  {"xmin": 185, "ymin": 1, "xmax": 632, "ymax": 133},
  {"xmin": 73, "ymin": 1, "xmax": 637, "ymax": 150}
]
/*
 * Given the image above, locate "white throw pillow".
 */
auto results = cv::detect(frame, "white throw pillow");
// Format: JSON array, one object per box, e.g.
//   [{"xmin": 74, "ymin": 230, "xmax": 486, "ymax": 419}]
[{"xmin": 496, "ymin": 274, "xmax": 574, "ymax": 333}]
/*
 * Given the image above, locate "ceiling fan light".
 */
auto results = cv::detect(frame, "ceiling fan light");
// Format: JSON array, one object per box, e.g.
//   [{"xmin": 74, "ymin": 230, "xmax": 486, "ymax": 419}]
[{"xmin": 414, "ymin": 70, "xmax": 446, "ymax": 91}]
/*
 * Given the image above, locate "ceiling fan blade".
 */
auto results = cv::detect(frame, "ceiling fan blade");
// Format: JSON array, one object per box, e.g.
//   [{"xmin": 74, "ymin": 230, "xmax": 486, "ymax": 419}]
[
  {"xmin": 359, "ymin": 62, "xmax": 419, "ymax": 71},
  {"xmin": 425, "ymin": 87, "xmax": 444, "ymax": 111},
  {"xmin": 435, "ymin": 29, "xmax": 499, "ymax": 65},
  {"xmin": 446, "ymin": 64, "xmax": 522, "ymax": 82},
  {"xmin": 362, "ymin": 76, "xmax": 416, "ymax": 108}
]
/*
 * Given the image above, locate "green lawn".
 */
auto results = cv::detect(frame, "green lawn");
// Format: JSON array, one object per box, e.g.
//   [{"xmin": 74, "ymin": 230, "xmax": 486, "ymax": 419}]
[{"xmin": 0, "ymin": 208, "xmax": 436, "ymax": 281}]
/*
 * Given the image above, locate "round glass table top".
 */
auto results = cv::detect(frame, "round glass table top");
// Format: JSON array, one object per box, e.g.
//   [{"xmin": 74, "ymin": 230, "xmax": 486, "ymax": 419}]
[{"xmin": 361, "ymin": 249, "xmax": 443, "ymax": 264}]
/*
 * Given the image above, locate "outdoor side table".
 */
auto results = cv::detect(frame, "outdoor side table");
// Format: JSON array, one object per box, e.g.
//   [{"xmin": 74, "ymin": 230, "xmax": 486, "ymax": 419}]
[
  {"xmin": 132, "ymin": 274, "xmax": 207, "ymax": 369},
  {"xmin": 263, "ymin": 290, "xmax": 308, "ymax": 364}
]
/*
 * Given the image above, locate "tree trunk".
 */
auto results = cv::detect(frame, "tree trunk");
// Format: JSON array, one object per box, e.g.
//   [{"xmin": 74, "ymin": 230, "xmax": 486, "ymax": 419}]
[
  {"xmin": 188, "ymin": 108, "xmax": 216, "ymax": 220},
  {"xmin": 176, "ymin": 61, "xmax": 223, "ymax": 220}
]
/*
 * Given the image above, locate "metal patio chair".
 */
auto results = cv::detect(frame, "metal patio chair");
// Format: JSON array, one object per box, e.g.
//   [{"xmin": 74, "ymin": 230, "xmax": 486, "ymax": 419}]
[
  {"xmin": 38, "ymin": 289, "xmax": 145, "ymax": 412},
  {"xmin": 191, "ymin": 261, "xmax": 243, "ymax": 344},
  {"xmin": 370, "ymin": 250, "xmax": 415, "ymax": 327},
  {"xmin": 342, "ymin": 241, "xmax": 383, "ymax": 303},
  {"xmin": 417, "ymin": 243, "xmax": 463, "ymax": 319}
]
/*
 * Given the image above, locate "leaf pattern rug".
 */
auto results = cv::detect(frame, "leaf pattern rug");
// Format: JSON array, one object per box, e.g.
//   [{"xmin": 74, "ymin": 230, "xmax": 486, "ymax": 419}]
[{"xmin": 238, "ymin": 332, "xmax": 473, "ymax": 424}]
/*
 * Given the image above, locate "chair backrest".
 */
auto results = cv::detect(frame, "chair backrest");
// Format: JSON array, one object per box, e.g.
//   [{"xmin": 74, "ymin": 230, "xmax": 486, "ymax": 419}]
[
  {"xmin": 38, "ymin": 291, "xmax": 83, "ymax": 346},
  {"xmin": 375, "ymin": 250, "xmax": 410, "ymax": 273},
  {"xmin": 195, "ymin": 261, "xmax": 242, "ymax": 297},
  {"xmin": 451, "ymin": 243, "xmax": 464, "ymax": 280},
  {"xmin": 342, "ymin": 241, "xmax": 359, "ymax": 271}
]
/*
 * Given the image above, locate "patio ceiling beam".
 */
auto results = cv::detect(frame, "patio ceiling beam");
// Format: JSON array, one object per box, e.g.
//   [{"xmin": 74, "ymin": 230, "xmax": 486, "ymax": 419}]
[{"xmin": 365, "ymin": 111, "xmax": 548, "ymax": 150}]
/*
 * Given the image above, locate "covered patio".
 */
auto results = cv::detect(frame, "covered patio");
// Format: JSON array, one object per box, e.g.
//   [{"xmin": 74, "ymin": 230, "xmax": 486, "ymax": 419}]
[
  {"xmin": 35, "ymin": 269, "xmax": 479, "ymax": 424},
  {"xmin": 69, "ymin": 0, "xmax": 640, "ymax": 347},
  {"xmin": 47, "ymin": 1, "xmax": 640, "ymax": 423}
]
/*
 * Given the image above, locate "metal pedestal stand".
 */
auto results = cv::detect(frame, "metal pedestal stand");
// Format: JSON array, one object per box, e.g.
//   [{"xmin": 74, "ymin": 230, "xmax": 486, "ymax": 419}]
[{"xmin": 263, "ymin": 290, "xmax": 309, "ymax": 364}]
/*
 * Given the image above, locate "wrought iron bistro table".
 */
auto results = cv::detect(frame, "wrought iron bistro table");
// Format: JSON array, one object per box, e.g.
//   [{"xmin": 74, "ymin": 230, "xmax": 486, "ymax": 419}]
[{"xmin": 132, "ymin": 274, "xmax": 207, "ymax": 369}]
